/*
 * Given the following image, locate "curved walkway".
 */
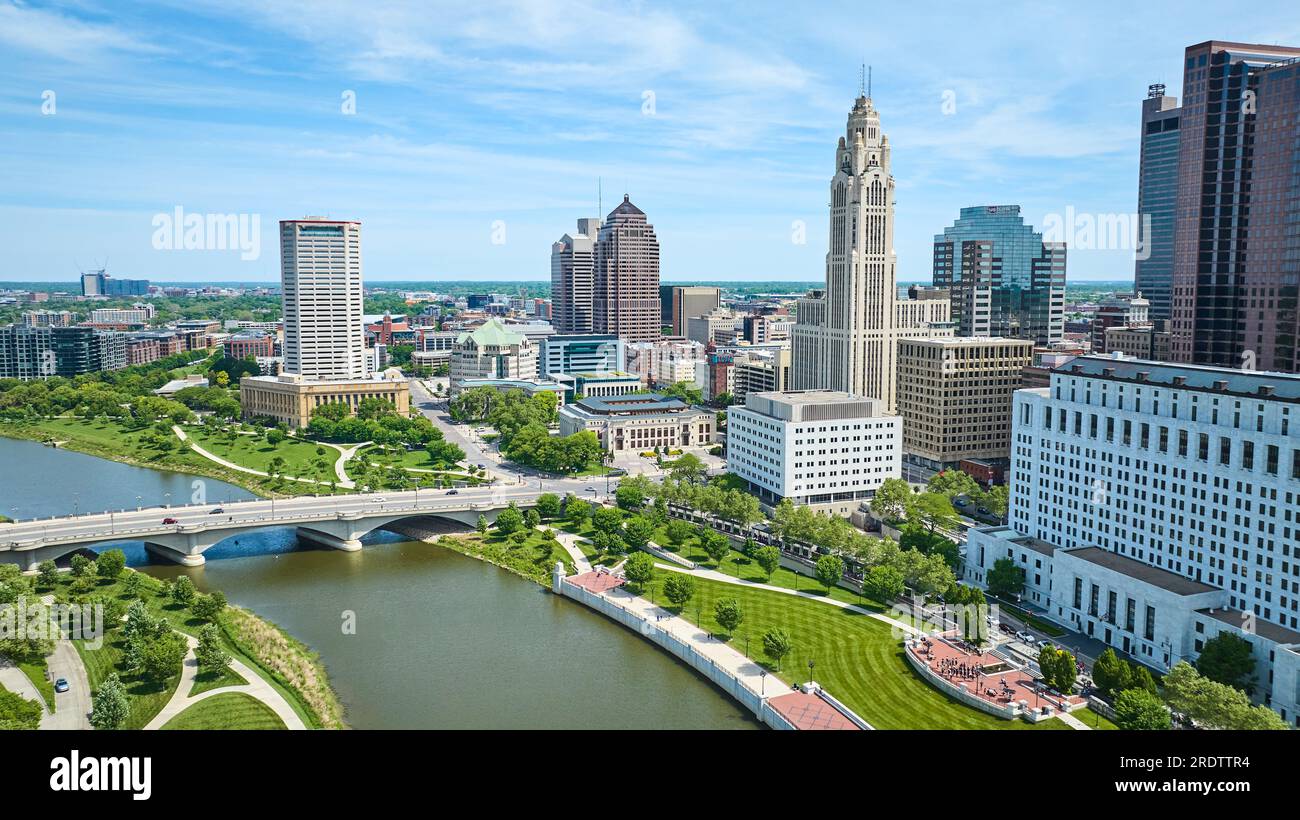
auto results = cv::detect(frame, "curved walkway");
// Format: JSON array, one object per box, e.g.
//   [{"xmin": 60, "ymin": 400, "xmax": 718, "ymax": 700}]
[
  {"xmin": 316, "ymin": 440, "xmax": 364, "ymax": 489},
  {"xmin": 540, "ymin": 525, "xmax": 592, "ymax": 573},
  {"xmin": 143, "ymin": 633, "xmax": 306, "ymax": 730},
  {"xmin": 172, "ymin": 426, "xmax": 334, "ymax": 488}
]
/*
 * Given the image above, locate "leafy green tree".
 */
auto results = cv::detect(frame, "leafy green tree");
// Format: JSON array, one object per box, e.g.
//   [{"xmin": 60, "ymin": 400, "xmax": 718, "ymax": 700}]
[
  {"xmin": 1038, "ymin": 646, "xmax": 1077, "ymax": 693},
  {"xmin": 927, "ymin": 469, "xmax": 981, "ymax": 500},
  {"xmin": 1113, "ymin": 688, "xmax": 1172, "ymax": 730},
  {"xmin": 89, "ymin": 673, "xmax": 129, "ymax": 730},
  {"xmin": 753, "ymin": 545, "xmax": 781, "ymax": 581},
  {"xmin": 864, "ymin": 564, "xmax": 905, "ymax": 603},
  {"xmin": 714, "ymin": 598, "xmax": 744, "ymax": 636},
  {"xmin": 814, "ymin": 554, "xmax": 845, "ymax": 593},
  {"xmin": 37, "ymin": 560, "xmax": 58, "ymax": 589},
  {"xmin": 170, "ymin": 575, "xmax": 196, "ymax": 608},
  {"xmin": 1092, "ymin": 648, "xmax": 1133, "ymax": 699},
  {"xmin": 615, "ymin": 475, "xmax": 653, "ymax": 510},
  {"xmin": 1195, "ymin": 632, "xmax": 1257, "ymax": 693},
  {"xmin": 1161, "ymin": 661, "xmax": 1287, "ymax": 730},
  {"xmin": 524, "ymin": 508, "xmax": 541, "ymax": 530},
  {"xmin": 591, "ymin": 506, "xmax": 624, "ymax": 536},
  {"xmin": 535, "ymin": 493, "xmax": 562, "ymax": 519},
  {"xmin": 494, "ymin": 503, "xmax": 525, "ymax": 535},
  {"xmin": 622, "ymin": 516, "xmax": 656, "ymax": 551},
  {"xmin": 912, "ymin": 492, "xmax": 958, "ymax": 534},
  {"xmin": 699, "ymin": 529, "xmax": 731, "ymax": 566},
  {"xmin": 475, "ymin": 514, "xmax": 489, "ymax": 534},
  {"xmin": 139, "ymin": 631, "xmax": 187, "ymax": 683},
  {"xmin": 190, "ymin": 591, "xmax": 226, "ymax": 622},
  {"xmin": 195, "ymin": 623, "xmax": 230, "ymax": 672},
  {"xmin": 1129, "ymin": 665, "xmax": 1158, "ymax": 695},
  {"xmin": 668, "ymin": 452, "xmax": 707, "ymax": 484},
  {"xmin": 565, "ymin": 495, "xmax": 591, "ymax": 525},
  {"xmin": 96, "ymin": 549, "xmax": 126, "ymax": 581},
  {"xmin": 69, "ymin": 554, "xmax": 92, "ymax": 578},
  {"xmin": 623, "ymin": 552, "xmax": 656, "ymax": 590},
  {"xmin": 662, "ymin": 574, "xmax": 695, "ymax": 609},
  {"xmin": 762, "ymin": 627, "xmax": 792, "ymax": 670},
  {"xmin": 665, "ymin": 518, "xmax": 694, "ymax": 547},
  {"xmin": 986, "ymin": 557, "xmax": 1025, "ymax": 599},
  {"xmin": 870, "ymin": 477, "xmax": 915, "ymax": 525}
]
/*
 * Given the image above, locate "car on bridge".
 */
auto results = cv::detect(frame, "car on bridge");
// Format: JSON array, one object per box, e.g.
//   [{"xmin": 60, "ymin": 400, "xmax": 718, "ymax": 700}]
[
  {"xmin": 446, "ymin": 489, "xmax": 459, "ymax": 495},
  {"xmin": 209, "ymin": 507, "xmax": 225, "ymax": 514},
  {"xmin": 162, "ymin": 517, "xmax": 179, "ymax": 525}
]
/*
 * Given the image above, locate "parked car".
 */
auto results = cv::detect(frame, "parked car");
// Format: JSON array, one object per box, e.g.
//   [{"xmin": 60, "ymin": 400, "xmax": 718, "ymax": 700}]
[
  {"xmin": 209, "ymin": 507, "xmax": 224, "ymax": 515},
  {"xmin": 977, "ymin": 506, "xmax": 991, "ymax": 515},
  {"xmin": 1037, "ymin": 639, "xmax": 1053, "ymax": 650},
  {"xmin": 54, "ymin": 678, "xmax": 69, "ymax": 694},
  {"xmin": 954, "ymin": 497, "xmax": 969, "ymax": 507},
  {"xmin": 162, "ymin": 517, "xmax": 179, "ymax": 525}
]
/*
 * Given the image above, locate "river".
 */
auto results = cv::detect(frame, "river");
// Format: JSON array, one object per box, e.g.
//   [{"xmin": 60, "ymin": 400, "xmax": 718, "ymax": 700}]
[{"xmin": 0, "ymin": 435, "xmax": 757, "ymax": 729}]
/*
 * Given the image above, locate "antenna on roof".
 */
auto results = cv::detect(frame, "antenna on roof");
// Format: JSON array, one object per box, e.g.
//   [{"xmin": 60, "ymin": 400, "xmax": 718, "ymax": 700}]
[
  {"xmin": 859, "ymin": 64, "xmax": 865, "ymax": 96},
  {"xmin": 868, "ymin": 66, "xmax": 872, "ymax": 99}
]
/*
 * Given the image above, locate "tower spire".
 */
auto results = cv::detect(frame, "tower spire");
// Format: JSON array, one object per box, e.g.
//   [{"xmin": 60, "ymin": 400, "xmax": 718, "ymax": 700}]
[
  {"xmin": 867, "ymin": 65, "xmax": 872, "ymax": 99},
  {"xmin": 859, "ymin": 64, "xmax": 865, "ymax": 96}
]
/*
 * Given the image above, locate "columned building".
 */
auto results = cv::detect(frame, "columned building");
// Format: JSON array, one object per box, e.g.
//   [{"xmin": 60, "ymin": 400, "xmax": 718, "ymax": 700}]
[
  {"xmin": 280, "ymin": 218, "xmax": 365, "ymax": 380},
  {"xmin": 592, "ymin": 196, "xmax": 660, "ymax": 343}
]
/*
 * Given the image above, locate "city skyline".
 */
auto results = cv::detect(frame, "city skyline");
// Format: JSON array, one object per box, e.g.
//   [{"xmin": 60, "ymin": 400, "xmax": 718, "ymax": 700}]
[{"xmin": 3, "ymin": 1, "xmax": 1299, "ymax": 283}]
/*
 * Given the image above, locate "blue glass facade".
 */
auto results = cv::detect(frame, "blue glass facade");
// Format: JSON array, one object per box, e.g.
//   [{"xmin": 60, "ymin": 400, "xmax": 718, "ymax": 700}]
[
  {"xmin": 1134, "ymin": 86, "xmax": 1180, "ymax": 322},
  {"xmin": 932, "ymin": 205, "xmax": 1065, "ymax": 345}
]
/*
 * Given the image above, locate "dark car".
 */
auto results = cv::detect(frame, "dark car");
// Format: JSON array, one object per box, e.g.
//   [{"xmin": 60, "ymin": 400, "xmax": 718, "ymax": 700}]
[
  {"xmin": 446, "ymin": 489, "xmax": 459, "ymax": 495},
  {"xmin": 162, "ymin": 517, "xmax": 179, "ymax": 525},
  {"xmin": 209, "ymin": 507, "xmax": 225, "ymax": 515},
  {"xmin": 54, "ymin": 678, "xmax": 69, "ymax": 693},
  {"xmin": 954, "ymin": 497, "xmax": 969, "ymax": 507}
]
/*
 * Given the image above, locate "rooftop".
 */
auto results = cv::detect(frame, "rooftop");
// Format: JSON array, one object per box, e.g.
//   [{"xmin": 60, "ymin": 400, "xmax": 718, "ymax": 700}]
[
  {"xmin": 1195, "ymin": 608, "xmax": 1300, "ymax": 646},
  {"xmin": 1011, "ymin": 536, "xmax": 1056, "ymax": 556},
  {"xmin": 1058, "ymin": 355, "xmax": 1300, "ymax": 401},
  {"xmin": 1060, "ymin": 547, "xmax": 1219, "ymax": 596},
  {"xmin": 574, "ymin": 393, "xmax": 689, "ymax": 414},
  {"xmin": 455, "ymin": 318, "xmax": 527, "ymax": 348}
]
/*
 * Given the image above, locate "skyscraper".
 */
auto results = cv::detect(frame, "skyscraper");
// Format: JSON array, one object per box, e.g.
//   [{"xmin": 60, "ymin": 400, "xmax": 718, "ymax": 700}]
[
  {"xmin": 592, "ymin": 196, "xmax": 660, "ymax": 343},
  {"xmin": 280, "ymin": 217, "xmax": 365, "ymax": 380},
  {"xmin": 659, "ymin": 285, "xmax": 721, "ymax": 336},
  {"xmin": 1134, "ymin": 84, "xmax": 1181, "ymax": 322},
  {"xmin": 550, "ymin": 218, "xmax": 600, "ymax": 334},
  {"xmin": 1169, "ymin": 41, "xmax": 1300, "ymax": 371},
  {"xmin": 932, "ymin": 205, "xmax": 1065, "ymax": 345},
  {"xmin": 791, "ymin": 93, "xmax": 900, "ymax": 404}
]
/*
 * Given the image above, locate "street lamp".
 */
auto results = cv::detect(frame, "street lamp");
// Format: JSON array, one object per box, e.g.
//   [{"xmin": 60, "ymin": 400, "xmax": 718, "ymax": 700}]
[
  {"xmin": 135, "ymin": 495, "xmax": 143, "ymax": 511},
  {"xmin": 807, "ymin": 659, "xmax": 815, "ymax": 685},
  {"xmin": 760, "ymin": 669, "xmax": 767, "ymax": 696}
]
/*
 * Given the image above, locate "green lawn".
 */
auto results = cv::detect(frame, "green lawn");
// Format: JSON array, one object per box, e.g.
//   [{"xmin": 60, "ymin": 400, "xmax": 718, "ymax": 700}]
[
  {"xmin": 18, "ymin": 659, "xmax": 55, "ymax": 713},
  {"xmin": 73, "ymin": 634, "xmax": 180, "ymax": 730},
  {"xmin": 645, "ymin": 569, "xmax": 1060, "ymax": 730},
  {"xmin": 161, "ymin": 692, "xmax": 286, "ymax": 730},
  {"xmin": 190, "ymin": 664, "xmax": 247, "ymax": 696},
  {"xmin": 437, "ymin": 530, "xmax": 576, "ymax": 585},
  {"xmin": 1074, "ymin": 706, "xmax": 1119, "ymax": 730},
  {"xmin": 185, "ymin": 426, "xmax": 337, "ymax": 482},
  {"xmin": 354, "ymin": 443, "xmax": 462, "ymax": 471}
]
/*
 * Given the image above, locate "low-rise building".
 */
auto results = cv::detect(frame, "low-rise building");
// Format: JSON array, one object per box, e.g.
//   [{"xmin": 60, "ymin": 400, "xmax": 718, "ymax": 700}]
[
  {"xmin": 726, "ymin": 390, "xmax": 902, "ymax": 515},
  {"xmin": 239, "ymin": 372, "xmax": 410, "ymax": 428},
  {"xmin": 552, "ymin": 371, "xmax": 643, "ymax": 402},
  {"xmin": 223, "ymin": 330, "xmax": 277, "ymax": 360},
  {"xmin": 450, "ymin": 318, "xmax": 537, "ymax": 381},
  {"xmin": 449, "ymin": 377, "xmax": 566, "ymax": 405},
  {"xmin": 558, "ymin": 393, "xmax": 715, "ymax": 453},
  {"xmin": 539, "ymin": 333, "xmax": 624, "ymax": 378}
]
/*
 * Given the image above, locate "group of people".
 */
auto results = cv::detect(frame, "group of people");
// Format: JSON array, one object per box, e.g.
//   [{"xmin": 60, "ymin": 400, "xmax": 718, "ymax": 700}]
[{"xmin": 937, "ymin": 657, "xmax": 982, "ymax": 681}]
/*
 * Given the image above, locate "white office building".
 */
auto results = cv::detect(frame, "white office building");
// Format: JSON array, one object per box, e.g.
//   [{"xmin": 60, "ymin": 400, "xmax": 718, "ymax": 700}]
[
  {"xmin": 965, "ymin": 354, "xmax": 1300, "ymax": 723},
  {"xmin": 280, "ymin": 218, "xmax": 366, "ymax": 380},
  {"xmin": 726, "ymin": 390, "xmax": 902, "ymax": 516}
]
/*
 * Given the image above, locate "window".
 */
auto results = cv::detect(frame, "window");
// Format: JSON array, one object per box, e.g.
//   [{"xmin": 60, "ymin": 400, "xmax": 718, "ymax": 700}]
[
  {"xmin": 1126, "ymin": 598, "xmax": 1136, "ymax": 632},
  {"xmin": 1144, "ymin": 605, "xmax": 1156, "ymax": 641}
]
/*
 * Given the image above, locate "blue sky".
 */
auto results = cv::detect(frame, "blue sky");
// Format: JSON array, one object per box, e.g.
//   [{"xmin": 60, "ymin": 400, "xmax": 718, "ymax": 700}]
[{"xmin": 1, "ymin": 1, "xmax": 1297, "ymax": 284}]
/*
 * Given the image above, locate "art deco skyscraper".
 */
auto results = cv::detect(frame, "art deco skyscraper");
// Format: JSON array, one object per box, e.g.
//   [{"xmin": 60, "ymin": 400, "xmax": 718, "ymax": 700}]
[
  {"xmin": 280, "ymin": 217, "xmax": 365, "ymax": 380},
  {"xmin": 792, "ymin": 94, "xmax": 900, "ymax": 406},
  {"xmin": 592, "ymin": 196, "xmax": 661, "ymax": 343},
  {"xmin": 550, "ymin": 218, "xmax": 600, "ymax": 334}
]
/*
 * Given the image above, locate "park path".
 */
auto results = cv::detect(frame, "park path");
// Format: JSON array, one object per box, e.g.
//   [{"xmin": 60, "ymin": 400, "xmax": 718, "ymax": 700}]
[
  {"xmin": 1055, "ymin": 710, "xmax": 1090, "ymax": 730},
  {"xmin": 540, "ymin": 525, "xmax": 592, "ymax": 573},
  {"xmin": 314, "ymin": 440, "xmax": 363, "ymax": 489},
  {"xmin": 650, "ymin": 560, "xmax": 925, "ymax": 639},
  {"xmin": 143, "ymin": 633, "xmax": 306, "ymax": 730},
  {"xmin": 43, "ymin": 641, "xmax": 92, "ymax": 729},
  {"xmin": 172, "ymin": 426, "xmax": 332, "ymax": 488}
]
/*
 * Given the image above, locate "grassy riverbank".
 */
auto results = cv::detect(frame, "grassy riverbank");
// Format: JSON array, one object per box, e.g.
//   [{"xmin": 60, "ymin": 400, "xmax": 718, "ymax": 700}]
[{"xmin": 434, "ymin": 530, "xmax": 576, "ymax": 586}]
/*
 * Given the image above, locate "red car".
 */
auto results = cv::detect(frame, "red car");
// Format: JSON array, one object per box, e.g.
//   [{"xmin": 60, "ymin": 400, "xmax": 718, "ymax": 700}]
[{"xmin": 162, "ymin": 517, "xmax": 179, "ymax": 525}]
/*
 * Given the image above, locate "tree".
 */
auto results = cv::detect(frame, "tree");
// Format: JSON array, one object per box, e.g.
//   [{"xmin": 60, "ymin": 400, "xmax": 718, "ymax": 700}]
[
  {"xmin": 622, "ymin": 516, "xmax": 656, "ymax": 552},
  {"xmin": 762, "ymin": 627, "xmax": 792, "ymax": 670},
  {"xmin": 266, "ymin": 429, "xmax": 286, "ymax": 446},
  {"xmin": 700, "ymin": 529, "xmax": 731, "ymax": 566},
  {"xmin": 668, "ymin": 452, "xmax": 707, "ymax": 484},
  {"xmin": 524, "ymin": 508, "xmax": 541, "ymax": 530},
  {"xmin": 662, "ymin": 574, "xmax": 695, "ymax": 609},
  {"xmin": 475, "ymin": 514, "xmax": 489, "ymax": 534},
  {"xmin": 869, "ymin": 477, "xmax": 914, "ymax": 525},
  {"xmin": 814, "ymin": 554, "xmax": 844, "ymax": 593},
  {"xmin": 95, "ymin": 548, "xmax": 126, "ymax": 581},
  {"xmin": 1038, "ymin": 646, "xmax": 1077, "ymax": 694},
  {"xmin": 69, "ymin": 553, "xmax": 92, "ymax": 578},
  {"xmin": 591, "ymin": 506, "xmax": 624, "ymax": 537},
  {"xmin": 195, "ymin": 623, "xmax": 231, "ymax": 672},
  {"xmin": 1092, "ymin": 648, "xmax": 1133, "ymax": 699},
  {"xmin": 1195, "ymin": 632, "xmax": 1257, "ymax": 693},
  {"xmin": 494, "ymin": 503, "xmax": 525, "ymax": 536},
  {"xmin": 1113, "ymin": 688, "xmax": 1172, "ymax": 730},
  {"xmin": 565, "ymin": 496, "xmax": 591, "ymax": 525},
  {"xmin": 986, "ymin": 557, "xmax": 1025, "ymax": 599},
  {"xmin": 714, "ymin": 598, "xmax": 744, "ymax": 636},
  {"xmin": 1161, "ymin": 661, "xmax": 1288, "ymax": 730},
  {"xmin": 191, "ymin": 591, "xmax": 226, "ymax": 622},
  {"xmin": 90, "ymin": 673, "xmax": 129, "ymax": 730},
  {"xmin": 615, "ymin": 475, "xmax": 653, "ymax": 510},
  {"xmin": 1129, "ymin": 665, "xmax": 1158, "ymax": 695},
  {"xmin": 912, "ymin": 492, "xmax": 958, "ymax": 534},
  {"xmin": 927, "ymin": 469, "xmax": 981, "ymax": 500},
  {"xmin": 37, "ymin": 560, "xmax": 58, "ymax": 588},
  {"xmin": 535, "ymin": 493, "xmax": 562, "ymax": 519},
  {"xmin": 864, "ymin": 564, "xmax": 905, "ymax": 603},
  {"xmin": 623, "ymin": 552, "xmax": 655, "ymax": 590},
  {"xmin": 665, "ymin": 518, "xmax": 694, "ymax": 547},
  {"xmin": 753, "ymin": 545, "xmax": 781, "ymax": 582},
  {"xmin": 122, "ymin": 570, "xmax": 143, "ymax": 597},
  {"xmin": 139, "ymin": 631, "xmax": 187, "ymax": 683},
  {"xmin": 170, "ymin": 575, "xmax": 196, "ymax": 608}
]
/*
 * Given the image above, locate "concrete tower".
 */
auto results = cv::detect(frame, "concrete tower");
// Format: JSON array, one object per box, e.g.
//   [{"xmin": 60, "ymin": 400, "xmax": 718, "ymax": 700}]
[{"xmin": 280, "ymin": 217, "xmax": 365, "ymax": 380}]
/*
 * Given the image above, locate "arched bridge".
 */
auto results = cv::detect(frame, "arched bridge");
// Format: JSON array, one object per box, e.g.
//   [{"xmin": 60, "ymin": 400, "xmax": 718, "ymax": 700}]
[{"xmin": 0, "ymin": 487, "xmax": 543, "ymax": 569}]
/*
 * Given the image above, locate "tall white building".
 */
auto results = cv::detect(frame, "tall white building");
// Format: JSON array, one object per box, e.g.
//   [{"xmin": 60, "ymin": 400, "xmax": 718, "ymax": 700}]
[
  {"xmin": 550, "ymin": 218, "xmax": 600, "ymax": 334},
  {"xmin": 280, "ymin": 218, "xmax": 365, "ymax": 380},
  {"xmin": 966, "ymin": 355, "xmax": 1300, "ymax": 723},
  {"xmin": 792, "ymin": 95, "xmax": 952, "ymax": 411},
  {"xmin": 727, "ymin": 390, "xmax": 902, "ymax": 516}
]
